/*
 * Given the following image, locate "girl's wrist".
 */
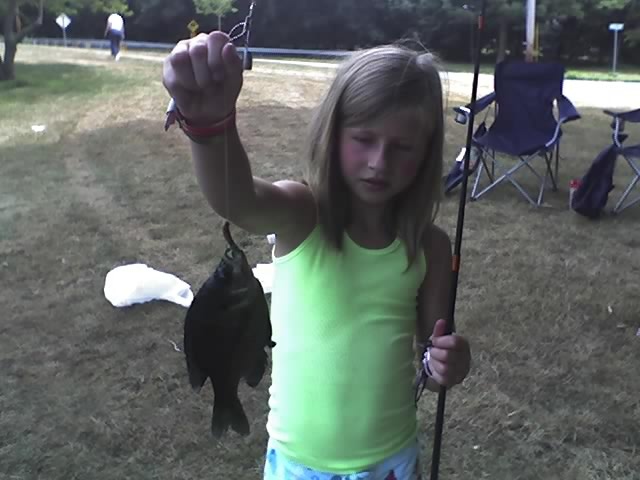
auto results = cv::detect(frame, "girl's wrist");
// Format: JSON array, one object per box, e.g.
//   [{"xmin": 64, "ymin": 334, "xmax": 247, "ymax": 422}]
[
  {"xmin": 165, "ymin": 101, "xmax": 237, "ymax": 145},
  {"xmin": 178, "ymin": 109, "xmax": 237, "ymax": 144}
]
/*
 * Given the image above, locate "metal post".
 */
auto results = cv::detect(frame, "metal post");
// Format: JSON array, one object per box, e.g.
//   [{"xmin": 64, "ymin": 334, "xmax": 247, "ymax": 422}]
[
  {"xmin": 613, "ymin": 30, "xmax": 619, "ymax": 74},
  {"xmin": 525, "ymin": 0, "xmax": 536, "ymax": 61},
  {"xmin": 609, "ymin": 23, "xmax": 625, "ymax": 74}
]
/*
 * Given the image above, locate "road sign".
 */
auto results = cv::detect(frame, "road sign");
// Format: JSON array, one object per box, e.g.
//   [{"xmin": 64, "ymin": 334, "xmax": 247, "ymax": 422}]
[
  {"xmin": 188, "ymin": 20, "xmax": 200, "ymax": 38},
  {"xmin": 56, "ymin": 13, "xmax": 71, "ymax": 30},
  {"xmin": 609, "ymin": 24, "xmax": 625, "ymax": 74},
  {"xmin": 56, "ymin": 13, "xmax": 71, "ymax": 47}
]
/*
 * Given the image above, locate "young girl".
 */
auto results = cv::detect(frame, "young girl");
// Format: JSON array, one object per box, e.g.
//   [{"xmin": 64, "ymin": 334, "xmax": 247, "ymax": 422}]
[{"xmin": 162, "ymin": 31, "xmax": 472, "ymax": 480}]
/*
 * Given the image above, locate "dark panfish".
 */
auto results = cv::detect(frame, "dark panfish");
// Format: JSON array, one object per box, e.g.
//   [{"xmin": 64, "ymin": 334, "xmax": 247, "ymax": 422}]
[{"xmin": 183, "ymin": 221, "xmax": 275, "ymax": 438}]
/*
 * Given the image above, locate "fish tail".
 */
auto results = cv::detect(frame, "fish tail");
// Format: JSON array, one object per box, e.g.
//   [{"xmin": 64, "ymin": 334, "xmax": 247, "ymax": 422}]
[{"xmin": 211, "ymin": 396, "xmax": 250, "ymax": 437}]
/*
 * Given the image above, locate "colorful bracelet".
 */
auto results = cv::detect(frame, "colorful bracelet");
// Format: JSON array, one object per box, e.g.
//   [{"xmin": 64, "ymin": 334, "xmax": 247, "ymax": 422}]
[
  {"xmin": 423, "ymin": 347, "xmax": 434, "ymax": 378},
  {"xmin": 420, "ymin": 338, "xmax": 434, "ymax": 378},
  {"xmin": 171, "ymin": 106, "xmax": 237, "ymax": 144}
]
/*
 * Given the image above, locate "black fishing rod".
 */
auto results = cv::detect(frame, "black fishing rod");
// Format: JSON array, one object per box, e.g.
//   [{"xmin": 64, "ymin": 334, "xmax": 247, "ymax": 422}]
[{"xmin": 422, "ymin": 1, "xmax": 488, "ymax": 479}]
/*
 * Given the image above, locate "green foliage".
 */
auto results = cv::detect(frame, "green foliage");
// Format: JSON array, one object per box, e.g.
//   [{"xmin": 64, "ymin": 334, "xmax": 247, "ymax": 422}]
[
  {"xmin": 0, "ymin": 0, "xmax": 131, "ymax": 16},
  {"xmin": 1, "ymin": 0, "xmax": 638, "ymax": 65},
  {"xmin": 192, "ymin": 0, "xmax": 237, "ymax": 17}
]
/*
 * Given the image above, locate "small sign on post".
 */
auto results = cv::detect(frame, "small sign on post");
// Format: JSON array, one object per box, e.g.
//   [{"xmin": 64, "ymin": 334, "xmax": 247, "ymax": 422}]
[
  {"xmin": 609, "ymin": 23, "xmax": 625, "ymax": 74},
  {"xmin": 56, "ymin": 13, "xmax": 71, "ymax": 47},
  {"xmin": 188, "ymin": 20, "xmax": 200, "ymax": 38}
]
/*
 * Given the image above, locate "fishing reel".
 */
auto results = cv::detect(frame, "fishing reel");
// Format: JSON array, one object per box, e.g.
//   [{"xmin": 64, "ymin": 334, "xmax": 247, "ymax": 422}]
[
  {"xmin": 241, "ymin": 48, "xmax": 253, "ymax": 71},
  {"xmin": 454, "ymin": 106, "xmax": 471, "ymax": 125},
  {"xmin": 229, "ymin": 1, "xmax": 256, "ymax": 71}
]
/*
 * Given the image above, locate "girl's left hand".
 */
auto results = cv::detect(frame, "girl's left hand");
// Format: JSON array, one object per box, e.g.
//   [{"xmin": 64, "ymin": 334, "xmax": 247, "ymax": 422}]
[{"xmin": 423, "ymin": 319, "xmax": 471, "ymax": 388}]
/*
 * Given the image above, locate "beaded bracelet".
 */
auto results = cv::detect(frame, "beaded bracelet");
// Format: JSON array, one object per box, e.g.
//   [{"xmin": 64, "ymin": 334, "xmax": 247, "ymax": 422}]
[{"xmin": 167, "ymin": 103, "xmax": 237, "ymax": 145}]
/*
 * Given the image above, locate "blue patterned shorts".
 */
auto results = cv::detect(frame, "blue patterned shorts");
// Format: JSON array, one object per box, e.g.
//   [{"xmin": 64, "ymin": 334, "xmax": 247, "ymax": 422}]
[{"xmin": 263, "ymin": 439, "xmax": 422, "ymax": 480}]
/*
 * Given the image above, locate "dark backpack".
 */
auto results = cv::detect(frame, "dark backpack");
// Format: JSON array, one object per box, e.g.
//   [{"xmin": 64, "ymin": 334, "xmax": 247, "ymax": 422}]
[{"xmin": 571, "ymin": 140, "xmax": 624, "ymax": 219}]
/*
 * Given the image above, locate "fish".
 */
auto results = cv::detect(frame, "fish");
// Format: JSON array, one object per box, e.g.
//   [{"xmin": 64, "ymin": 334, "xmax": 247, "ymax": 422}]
[{"xmin": 183, "ymin": 221, "xmax": 275, "ymax": 438}]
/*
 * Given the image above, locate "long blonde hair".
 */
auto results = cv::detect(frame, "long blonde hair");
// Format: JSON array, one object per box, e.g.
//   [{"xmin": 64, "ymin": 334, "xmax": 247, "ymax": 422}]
[{"xmin": 305, "ymin": 43, "xmax": 445, "ymax": 269}]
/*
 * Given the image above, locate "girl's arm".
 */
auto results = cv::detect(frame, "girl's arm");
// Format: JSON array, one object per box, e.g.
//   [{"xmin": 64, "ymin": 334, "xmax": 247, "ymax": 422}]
[
  {"xmin": 417, "ymin": 225, "xmax": 453, "ymax": 392},
  {"xmin": 190, "ymin": 126, "xmax": 315, "ymax": 239},
  {"xmin": 163, "ymin": 32, "xmax": 316, "ymax": 240}
]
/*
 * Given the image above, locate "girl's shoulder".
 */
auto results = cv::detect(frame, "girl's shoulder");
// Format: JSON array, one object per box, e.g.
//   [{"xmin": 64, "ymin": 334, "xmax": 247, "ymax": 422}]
[{"xmin": 271, "ymin": 180, "xmax": 317, "ymax": 257}]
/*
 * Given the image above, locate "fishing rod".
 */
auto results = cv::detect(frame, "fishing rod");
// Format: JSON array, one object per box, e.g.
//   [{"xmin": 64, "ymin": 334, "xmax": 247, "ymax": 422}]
[{"xmin": 414, "ymin": 1, "xmax": 488, "ymax": 479}]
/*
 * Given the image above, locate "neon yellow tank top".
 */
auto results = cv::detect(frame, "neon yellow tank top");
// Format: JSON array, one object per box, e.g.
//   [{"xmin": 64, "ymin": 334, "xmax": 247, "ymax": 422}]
[{"xmin": 266, "ymin": 225, "xmax": 427, "ymax": 473}]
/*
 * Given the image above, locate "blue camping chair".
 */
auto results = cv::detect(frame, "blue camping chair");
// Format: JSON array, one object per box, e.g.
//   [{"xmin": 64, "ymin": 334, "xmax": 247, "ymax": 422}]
[
  {"xmin": 448, "ymin": 61, "xmax": 581, "ymax": 206},
  {"xmin": 571, "ymin": 108, "xmax": 640, "ymax": 218},
  {"xmin": 607, "ymin": 108, "xmax": 640, "ymax": 214}
]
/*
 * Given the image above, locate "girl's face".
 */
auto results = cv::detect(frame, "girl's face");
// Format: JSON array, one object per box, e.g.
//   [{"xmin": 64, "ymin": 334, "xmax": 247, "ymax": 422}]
[{"xmin": 338, "ymin": 107, "xmax": 427, "ymax": 207}]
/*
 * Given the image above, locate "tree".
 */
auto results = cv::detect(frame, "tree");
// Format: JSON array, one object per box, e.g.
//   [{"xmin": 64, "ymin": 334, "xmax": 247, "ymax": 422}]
[
  {"xmin": 1, "ymin": 0, "xmax": 43, "ymax": 80},
  {"xmin": 0, "ymin": 0, "xmax": 130, "ymax": 81},
  {"xmin": 192, "ymin": 0, "xmax": 237, "ymax": 31}
]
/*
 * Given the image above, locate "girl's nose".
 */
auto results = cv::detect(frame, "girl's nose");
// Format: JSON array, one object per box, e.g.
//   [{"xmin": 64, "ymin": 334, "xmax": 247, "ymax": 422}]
[{"xmin": 367, "ymin": 144, "xmax": 388, "ymax": 171}]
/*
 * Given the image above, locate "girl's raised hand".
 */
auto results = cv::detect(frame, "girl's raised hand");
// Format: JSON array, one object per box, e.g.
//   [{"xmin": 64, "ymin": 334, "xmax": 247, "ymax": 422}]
[{"xmin": 162, "ymin": 31, "xmax": 243, "ymax": 126}]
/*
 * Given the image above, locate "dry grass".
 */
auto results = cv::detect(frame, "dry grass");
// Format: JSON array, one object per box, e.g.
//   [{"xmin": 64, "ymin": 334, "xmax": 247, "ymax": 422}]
[{"xmin": 0, "ymin": 45, "xmax": 639, "ymax": 480}]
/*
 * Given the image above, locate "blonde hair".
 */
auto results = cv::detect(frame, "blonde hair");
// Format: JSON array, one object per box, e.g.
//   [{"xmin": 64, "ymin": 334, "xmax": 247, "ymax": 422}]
[{"xmin": 305, "ymin": 43, "xmax": 445, "ymax": 269}]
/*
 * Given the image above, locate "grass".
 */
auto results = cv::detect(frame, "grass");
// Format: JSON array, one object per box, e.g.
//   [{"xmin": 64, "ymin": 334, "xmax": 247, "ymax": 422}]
[{"xmin": 1, "ymin": 45, "xmax": 640, "ymax": 480}]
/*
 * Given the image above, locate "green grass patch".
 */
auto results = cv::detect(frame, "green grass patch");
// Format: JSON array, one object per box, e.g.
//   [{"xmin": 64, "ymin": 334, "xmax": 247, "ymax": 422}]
[{"xmin": 0, "ymin": 62, "xmax": 137, "ymax": 105}]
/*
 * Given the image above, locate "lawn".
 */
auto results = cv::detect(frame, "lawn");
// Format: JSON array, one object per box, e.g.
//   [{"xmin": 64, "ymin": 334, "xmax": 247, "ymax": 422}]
[{"xmin": 0, "ymin": 45, "xmax": 639, "ymax": 480}]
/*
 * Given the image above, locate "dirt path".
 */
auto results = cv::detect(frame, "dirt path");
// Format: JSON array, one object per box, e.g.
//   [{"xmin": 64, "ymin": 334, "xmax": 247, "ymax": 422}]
[{"xmin": 122, "ymin": 51, "xmax": 640, "ymax": 110}]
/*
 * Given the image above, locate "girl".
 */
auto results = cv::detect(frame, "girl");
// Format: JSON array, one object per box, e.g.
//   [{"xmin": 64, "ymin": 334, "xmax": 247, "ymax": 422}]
[{"xmin": 162, "ymin": 32, "xmax": 472, "ymax": 480}]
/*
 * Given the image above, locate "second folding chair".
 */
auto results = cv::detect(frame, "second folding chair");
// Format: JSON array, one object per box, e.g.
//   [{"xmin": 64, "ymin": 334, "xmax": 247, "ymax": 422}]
[{"xmin": 607, "ymin": 108, "xmax": 640, "ymax": 214}]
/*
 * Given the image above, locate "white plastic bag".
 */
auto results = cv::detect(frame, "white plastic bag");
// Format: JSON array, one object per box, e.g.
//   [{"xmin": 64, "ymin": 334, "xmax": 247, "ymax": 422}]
[
  {"xmin": 252, "ymin": 263, "xmax": 275, "ymax": 294},
  {"xmin": 104, "ymin": 263, "xmax": 194, "ymax": 308}
]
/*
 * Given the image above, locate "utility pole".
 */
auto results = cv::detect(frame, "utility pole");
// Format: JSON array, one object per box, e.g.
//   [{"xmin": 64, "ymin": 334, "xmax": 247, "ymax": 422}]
[{"xmin": 525, "ymin": 0, "xmax": 536, "ymax": 61}]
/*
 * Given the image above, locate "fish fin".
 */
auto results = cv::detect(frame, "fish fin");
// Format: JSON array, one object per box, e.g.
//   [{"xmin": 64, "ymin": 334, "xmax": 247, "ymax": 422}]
[
  {"xmin": 244, "ymin": 349, "xmax": 267, "ymax": 388},
  {"xmin": 211, "ymin": 396, "xmax": 250, "ymax": 438},
  {"xmin": 188, "ymin": 368, "xmax": 208, "ymax": 392},
  {"xmin": 186, "ymin": 358, "xmax": 208, "ymax": 392}
]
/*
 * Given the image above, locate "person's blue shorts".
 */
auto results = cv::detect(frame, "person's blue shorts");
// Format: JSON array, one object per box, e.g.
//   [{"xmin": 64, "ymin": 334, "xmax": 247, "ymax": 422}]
[{"xmin": 263, "ymin": 438, "xmax": 422, "ymax": 480}]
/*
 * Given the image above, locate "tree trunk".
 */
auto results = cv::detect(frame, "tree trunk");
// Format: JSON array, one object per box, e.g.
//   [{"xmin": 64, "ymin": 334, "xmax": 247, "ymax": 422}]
[
  {"xmin": 1, "ymin": 0, "xmax": 18, "ymax": 81},
  {"xmin": 0, "ymin": 0, "xmax": 43, "ymax": 81},
  {"xmin": 0, "ymin": 40, "xmax": 18, "ymax": 81},
  {"xmin": 218, "ymin": 15, "xmax": 222, "ymax": 31},
  {"xmin": 496, "ymin": 18, "xmax": 508, "ymax": 63}
]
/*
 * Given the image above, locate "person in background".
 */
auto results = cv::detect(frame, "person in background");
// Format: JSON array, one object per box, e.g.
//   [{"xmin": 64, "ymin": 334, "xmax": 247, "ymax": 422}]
[{"xmin": 104, "ymin": 13, "xmax": 125, "ymax": 61}]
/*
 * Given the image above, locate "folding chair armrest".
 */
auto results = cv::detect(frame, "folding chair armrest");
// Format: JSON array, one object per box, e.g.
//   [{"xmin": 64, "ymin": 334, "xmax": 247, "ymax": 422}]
[
  {"xmin": 557, "ymin": 95, "xmax": 580, "ymax": 124},
  {"xmin": 604, "ymin": 108, "xmax": 640, "ymax": 123},
  {"xmin": 620, "ymin": 108, "xmax": 640, "ymax": 123},
  {"xmin": 603, "ymin": 108, "xmax": 640, "ymax": 146},
  {"xmin": 545, "ymin": 96, "xmax": 579, "ymax": 148},
  {"xmin": 453, "ymin": 92, "xmax": 496, "ymax": 125}
]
